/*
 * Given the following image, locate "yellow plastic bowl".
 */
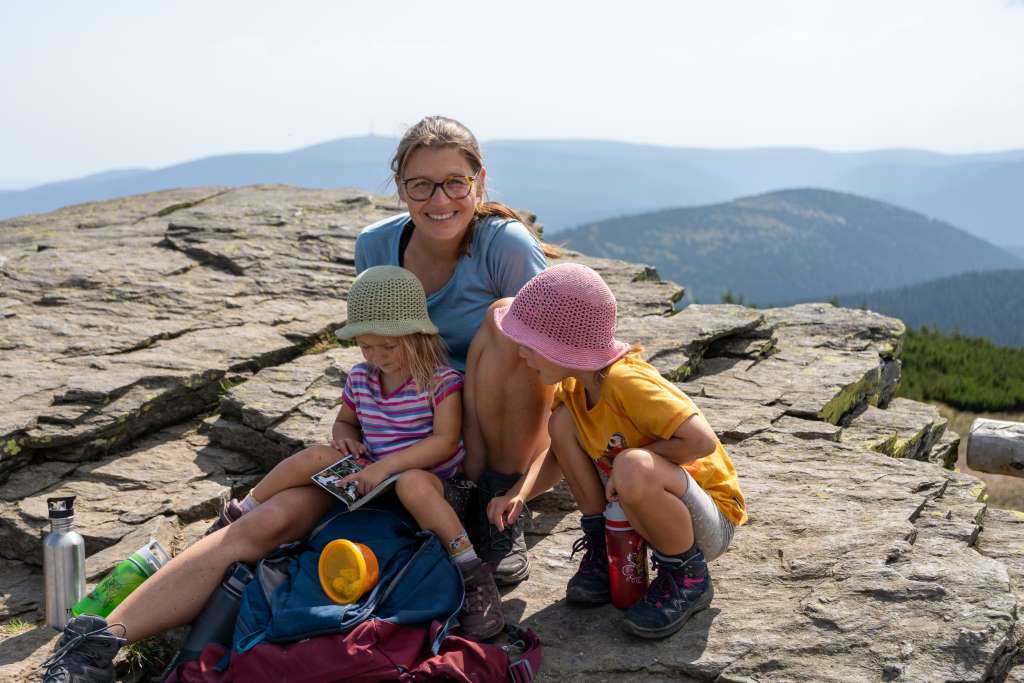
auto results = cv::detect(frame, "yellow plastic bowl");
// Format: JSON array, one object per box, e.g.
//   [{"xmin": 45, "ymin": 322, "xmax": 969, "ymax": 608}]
[{"xmin": 318, "ymin": 539, "xmax": 380, "ymax": 604}]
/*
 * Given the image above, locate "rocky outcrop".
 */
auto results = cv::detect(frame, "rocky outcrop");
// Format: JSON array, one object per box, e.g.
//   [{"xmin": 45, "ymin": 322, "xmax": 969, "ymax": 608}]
[{"xmin": 1, "ymin": 186, "xmax": 1021, "ymax": 681}]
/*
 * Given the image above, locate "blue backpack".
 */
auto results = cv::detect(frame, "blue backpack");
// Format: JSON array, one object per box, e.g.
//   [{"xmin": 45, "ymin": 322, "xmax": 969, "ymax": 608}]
[{"xmin": 232, "ymin": 505, "xmax": 464, "ymax": 655}]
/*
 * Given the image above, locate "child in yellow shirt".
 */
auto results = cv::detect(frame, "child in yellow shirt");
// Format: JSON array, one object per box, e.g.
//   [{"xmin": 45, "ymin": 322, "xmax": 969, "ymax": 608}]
[{"xmin": 487, "ymin": 263, "xmax": 746, "ymax": 639}]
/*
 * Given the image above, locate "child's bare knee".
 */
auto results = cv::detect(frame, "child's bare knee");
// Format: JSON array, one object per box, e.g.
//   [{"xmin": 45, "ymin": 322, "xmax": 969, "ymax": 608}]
[
  {"xmin": 396, "ymin": 469, "xmax": 441, "ymax": 500},
  {"xmin": 613, "ymin": 449, "xmax": 655, "ymax": 500}
]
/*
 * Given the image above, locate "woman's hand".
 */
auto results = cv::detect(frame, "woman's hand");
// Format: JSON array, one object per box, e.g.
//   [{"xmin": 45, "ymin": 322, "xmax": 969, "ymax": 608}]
[
  {"xmin": 487, "ymin": 492, "xmax": 525, "ymax": 532},
  {"xmin": 331, "ymin": 436, "xmax": 368, "ymax": 457},
  {"xmin": 339, "ymin": 460, "xmax": 393, "ymax": 496}
]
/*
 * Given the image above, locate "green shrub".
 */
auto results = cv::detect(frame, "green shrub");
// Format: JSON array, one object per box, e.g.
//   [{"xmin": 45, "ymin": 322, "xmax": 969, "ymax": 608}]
[{"xmin": 897, "ymin": 327, "xmax": 1024, "ymax": 411}]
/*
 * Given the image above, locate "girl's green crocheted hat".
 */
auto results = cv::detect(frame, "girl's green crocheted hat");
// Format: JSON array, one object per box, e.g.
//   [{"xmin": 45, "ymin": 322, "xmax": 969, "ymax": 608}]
[{"xmin": 335, "ymin": 266, "xmax": 439, "ymax": 340}]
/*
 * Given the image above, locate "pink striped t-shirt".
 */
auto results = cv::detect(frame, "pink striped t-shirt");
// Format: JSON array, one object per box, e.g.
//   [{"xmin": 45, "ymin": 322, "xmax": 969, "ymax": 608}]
[{"xmin": 341, "ymin": 363, "xmax": 465, "ymax": 479}]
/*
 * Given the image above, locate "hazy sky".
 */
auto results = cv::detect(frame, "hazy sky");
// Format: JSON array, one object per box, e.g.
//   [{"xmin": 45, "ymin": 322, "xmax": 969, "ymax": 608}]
[{"xmin": 2, "ymin": 0, "xmax": 1023, "ymax": 186}]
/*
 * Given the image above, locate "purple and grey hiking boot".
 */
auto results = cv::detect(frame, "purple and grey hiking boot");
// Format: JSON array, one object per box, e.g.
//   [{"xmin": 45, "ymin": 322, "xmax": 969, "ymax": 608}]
[
  {"xmin": 41, "ymin": 615, "xmax": 125, "ymax": 683},
  {"xmin": 622, "ymin": 550, "xmax": 713, "ymax": 639},
  {"xmin": 459, "ymin": 558, "xmax": 506, "ymax": 641},
  {"xmin": 202, "ymin": 498, "xmax": 245, "ymax": 537},
  {"xmin": 566, "ymin": 514, "xmax": 610, "ymax": 604}
]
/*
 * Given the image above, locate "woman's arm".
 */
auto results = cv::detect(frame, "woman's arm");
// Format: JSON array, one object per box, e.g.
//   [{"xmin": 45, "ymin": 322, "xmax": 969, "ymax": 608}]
[
  {"xmin": 643, "ymin": 413, "xmax": 718, "ymax": 465},
  {"xmin": 486, "ymin": 448, "xmax": 563, "ymax": 531}
]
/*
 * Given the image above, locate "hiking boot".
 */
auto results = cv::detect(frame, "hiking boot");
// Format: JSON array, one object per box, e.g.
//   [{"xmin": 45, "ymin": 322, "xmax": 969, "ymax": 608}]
[
  {"xmin": 622, "ymin": 550, "xmax": 713, "ymax": 639},
  {"xmin": 203, "ymin": 498, "xmax": 245, "ymax": 537},
  {"xmin": 459, "ymin": 558, "xmax": 505, "ymax": 641},
  {"xmin": 476, "ymin": 470, "xmax": 530, "ymax": 586},
  {"xmin": 566, "ymin": 515, "xmax": 610, "ymax": 604},
  {"xmin": 41, "ymin": 615, "xmax": 125, "ymax": 683}
]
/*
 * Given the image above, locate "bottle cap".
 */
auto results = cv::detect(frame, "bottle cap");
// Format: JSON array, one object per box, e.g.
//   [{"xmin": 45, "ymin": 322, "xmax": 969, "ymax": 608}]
[
  {"xmin": 47, "ymin": 496, "xmax": 76, "ymax": 519},
  {"xmin": 605, "ymin": 501, "xmax": 633, "ymax": 531},
  {"xmin": 318, "ymin": 539, "xmax": 379, "ymax": 604},
  {"xmin": 132, "ymin": 539, "xmax": 171, "ymax": 576}
]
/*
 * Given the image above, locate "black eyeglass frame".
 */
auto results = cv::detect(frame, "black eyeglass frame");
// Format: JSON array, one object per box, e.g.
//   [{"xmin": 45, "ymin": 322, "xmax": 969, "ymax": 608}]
[{"xmin": 401, "ymin": 174, "xmax": 478, "ymax": 202}]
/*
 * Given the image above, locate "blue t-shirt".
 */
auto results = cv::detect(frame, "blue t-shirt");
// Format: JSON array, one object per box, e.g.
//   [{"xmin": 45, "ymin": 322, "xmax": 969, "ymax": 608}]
[{"xmin": 355, "ymin": 213, "xmax": 547, "ymax": 370}]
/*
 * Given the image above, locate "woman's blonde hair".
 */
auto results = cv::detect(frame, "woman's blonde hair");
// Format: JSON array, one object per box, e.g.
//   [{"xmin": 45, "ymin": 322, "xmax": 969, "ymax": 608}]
[
  {"xmin": 394, "ymin": 332, "xmax": 450, "ymax": 395},
  {"xmin": 391, "ymin": 115, "xmax": 561, "ymax": 259}
]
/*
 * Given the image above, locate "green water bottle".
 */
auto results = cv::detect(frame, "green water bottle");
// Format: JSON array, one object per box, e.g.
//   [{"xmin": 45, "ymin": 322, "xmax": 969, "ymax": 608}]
[{"xmin": 72, "ymin": 539, "xmax": 170, "ymax": 618}]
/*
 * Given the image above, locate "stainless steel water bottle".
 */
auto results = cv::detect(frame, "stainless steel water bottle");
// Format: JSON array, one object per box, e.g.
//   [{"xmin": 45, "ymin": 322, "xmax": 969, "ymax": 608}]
[{"xmin": 43, "ymin": 495, "xmax": 86, "ymax": 630}]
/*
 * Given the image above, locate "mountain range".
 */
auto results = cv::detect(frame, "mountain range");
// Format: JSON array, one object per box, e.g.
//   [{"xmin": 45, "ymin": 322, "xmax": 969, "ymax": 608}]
[
  {"xmin": 827, "ymin": 269, "xmax": 1024, "ymax": 348},
  {"xmin": 2, "ymin": 137, "xmax": 1023, "ymax": 249},
  {"xmin": 557, "ymin": 189, "xmax": 1023, "ymax": 306}
]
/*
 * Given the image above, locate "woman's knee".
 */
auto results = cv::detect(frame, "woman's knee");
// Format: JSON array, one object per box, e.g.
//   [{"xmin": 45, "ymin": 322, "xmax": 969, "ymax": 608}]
[{"xmin": 228, "ymin": 489, "xmax": 327, "ymax": 554}]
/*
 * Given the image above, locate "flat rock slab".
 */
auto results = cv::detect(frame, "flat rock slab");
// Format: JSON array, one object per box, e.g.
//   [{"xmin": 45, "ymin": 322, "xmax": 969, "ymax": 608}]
[
  {"xmin": 2, "ymin": 186, "xmax": 1021, "ymax": 681},
  {"xmin": 842, "ymin": 397, "xmax": 948, "ymax": 460},
  {"xmin": 514, "ymin": 433, "xmax": 1016, "ymax": 682},
  {"xmin": 1, "ymin": 186, "xmax": 401, "ymax": 481},
  {"xmin": 620, "ymin": 304, "xmax": 764, "ymax": 380},
  {"xmin": 0, "ymin": 421, "xmax": 259, "ymax": 569}
]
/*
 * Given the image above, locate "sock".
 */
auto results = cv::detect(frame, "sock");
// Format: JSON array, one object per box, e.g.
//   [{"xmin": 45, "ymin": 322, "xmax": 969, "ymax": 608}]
[
  {"xmin": 448, "ymin": 531, "xmax": 478, "ymax": 566},
  {"xmin": 239, "ymin": 492, "xmax": 261, "ymax": 513},
  {"xmin": 453, "ymin": 547, "xmax": 479, "ymax": 566},
  {"xmin": 581, "ymin": 513, "xmax": 605, "ymax": 533},
  {"xmin": 653, "ymin": 545, "xmax": 701, "ymax": 565}
]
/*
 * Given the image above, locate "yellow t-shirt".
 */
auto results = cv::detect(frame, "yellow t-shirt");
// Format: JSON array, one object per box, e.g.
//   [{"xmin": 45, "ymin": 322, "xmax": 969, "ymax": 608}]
[{"xmin": 553, "ymin": 353, "xmax": 747, "ymax": 526}]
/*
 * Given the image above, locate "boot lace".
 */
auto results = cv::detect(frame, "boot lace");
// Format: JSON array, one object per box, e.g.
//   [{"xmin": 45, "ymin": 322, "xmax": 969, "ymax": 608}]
[
  {"xmin": 41, "ymin": 622, "xmax": 126, "ymax": 682},
  {"xmin": 570, "ymin": 527, "xmax": 605, "ymax": 575}
]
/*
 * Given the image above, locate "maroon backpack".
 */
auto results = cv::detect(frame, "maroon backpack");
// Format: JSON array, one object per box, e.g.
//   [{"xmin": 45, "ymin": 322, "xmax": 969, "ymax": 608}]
[{"xmin": 167, "ymin": 618, "xmax": 541, "ymax": 683}]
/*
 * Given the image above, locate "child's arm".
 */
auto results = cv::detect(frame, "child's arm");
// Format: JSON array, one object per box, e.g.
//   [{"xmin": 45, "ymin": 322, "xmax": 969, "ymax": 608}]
[
  {"xmin": 487, "ymin": 448, "xmax": 563, "ymax": 531},
  {"xmin": 341, "ymin": 390, "xmax": 462, "ymax": 495},
  {"xmin": 642, "ymin": 413, "xmax": 718, "ymax": 465},
  {"xmin": 330, "ymin": 402, "xmax": 367, "ymax": 457}
]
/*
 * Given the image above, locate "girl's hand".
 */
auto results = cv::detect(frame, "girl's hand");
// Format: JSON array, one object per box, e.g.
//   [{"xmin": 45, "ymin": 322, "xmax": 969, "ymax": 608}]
[
  {"xmin": 331, "ymin": 437, "xmax": 368, "ymax": 457},
  {"xmin": 487, "ymin": 493, "xmax": 525, "ymax": 532},
  {"xmin": 339, "ymin": 460, "xmax": 392, "ymax": 496},
  {"xmin": 605, "ymin": 471, "xmax": 619, "ymax": 503}
]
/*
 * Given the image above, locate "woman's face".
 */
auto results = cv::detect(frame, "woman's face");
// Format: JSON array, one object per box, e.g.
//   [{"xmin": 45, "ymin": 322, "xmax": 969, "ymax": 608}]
[{"xmin": 397, "ymin": 146, "xmax": 484, "ymax": 244}]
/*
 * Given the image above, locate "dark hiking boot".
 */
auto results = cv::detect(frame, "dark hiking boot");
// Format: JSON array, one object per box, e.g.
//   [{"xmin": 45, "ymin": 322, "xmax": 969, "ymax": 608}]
[
  {"xmin": 459, "ymin": 558, "xmax": 506, "ymax": 641},
  {"xmin": 566, "ymin": 515, "xmax": 610, "ymax": 604},
  {"xmin": 42, "ymin": 615, "xmax": 125, "ymax": 683},
  {"xmin": 622, "ymin": 550, "xmax": 713, "ymax": 639},
  {"xmin": 476, "ymin": 470, "xmax": 530, "ymax": 586},
  {"xmin": 202, "ymin": 498, "xmax": 245, "ymax": 537}
]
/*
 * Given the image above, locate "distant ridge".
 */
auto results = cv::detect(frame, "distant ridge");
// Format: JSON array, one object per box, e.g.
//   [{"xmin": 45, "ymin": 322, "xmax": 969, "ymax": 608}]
[
  {"xmin": 557, "ymin": 188, "xmax": 1023, "ymax": 306},
  {"xmin": 2, "ymin": 137, "xmax": 1024, "ymax": 245},
  {"xmin": 828, "ymin": 269, "xmax": 1024, "ymax": 348}
]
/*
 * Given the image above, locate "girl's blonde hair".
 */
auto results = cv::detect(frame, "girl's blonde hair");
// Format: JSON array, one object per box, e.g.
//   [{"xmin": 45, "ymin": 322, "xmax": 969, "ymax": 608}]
[
  {"xmin": 391, "ymin": 115, "xmax": 561, "ymax": 259},
  {"xmin": 395, "ymin": 332, "xmax": 450, "ymax": 394}
]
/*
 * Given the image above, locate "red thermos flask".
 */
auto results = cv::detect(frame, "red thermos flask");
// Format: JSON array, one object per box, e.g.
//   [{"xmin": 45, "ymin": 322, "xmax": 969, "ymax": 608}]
[{"xmin": 605, "ymin": 502, "xmax": 649, "ymax": 609}]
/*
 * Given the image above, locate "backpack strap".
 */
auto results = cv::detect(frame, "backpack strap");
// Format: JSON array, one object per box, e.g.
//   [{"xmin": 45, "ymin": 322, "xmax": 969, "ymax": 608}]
[{"xmin": 503, "ymin": 622, "xmax": 543, "ymax": 683}]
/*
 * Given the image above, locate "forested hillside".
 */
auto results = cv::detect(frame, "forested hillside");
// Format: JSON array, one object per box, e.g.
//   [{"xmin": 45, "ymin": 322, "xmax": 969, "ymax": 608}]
[
  {"xmin": 559, "ymin": 189, "xmax": 1022, "ymax": 305},
  {"xmin": 832, "ymin": 269, "xmax": 1024, "ymax": 348},
  {"xmin": 897, "ymin": 327, "xmax": 1024, "ymax": 412}
]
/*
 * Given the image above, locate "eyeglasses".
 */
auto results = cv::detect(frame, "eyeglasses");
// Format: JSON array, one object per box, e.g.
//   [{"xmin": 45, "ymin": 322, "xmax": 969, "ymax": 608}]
[{"xmin": 401, "ymin": 175, "xmax": 477, "ymax": 202}]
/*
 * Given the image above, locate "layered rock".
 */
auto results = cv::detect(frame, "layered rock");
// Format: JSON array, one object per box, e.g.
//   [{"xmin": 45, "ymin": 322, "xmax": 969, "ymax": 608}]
[{"xmin": 1, "ymin": 186, "xmax": 1021, "ymax": 682}]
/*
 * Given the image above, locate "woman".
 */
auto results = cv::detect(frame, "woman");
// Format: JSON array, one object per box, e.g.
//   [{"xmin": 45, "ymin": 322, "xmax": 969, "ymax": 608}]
[
  {"xmin": 42, "ymin": 117, "xmax": 554, "ymax": 683},
  {"xmin": 356, "ymin": 115, "xmax": 557, "ymax": 584}
]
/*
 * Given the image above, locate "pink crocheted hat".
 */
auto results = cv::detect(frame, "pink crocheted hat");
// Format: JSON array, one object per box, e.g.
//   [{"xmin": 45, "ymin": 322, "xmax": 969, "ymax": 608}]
[{"xmin": 495, "ymin": 263, "xmax": 631, "ymax": 371}]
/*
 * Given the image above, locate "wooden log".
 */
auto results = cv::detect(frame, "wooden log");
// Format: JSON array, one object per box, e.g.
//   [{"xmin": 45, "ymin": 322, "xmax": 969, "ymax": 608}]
[{"xmin": 966, "ymin": 418, "xmax": 1024, "ymax": 479}]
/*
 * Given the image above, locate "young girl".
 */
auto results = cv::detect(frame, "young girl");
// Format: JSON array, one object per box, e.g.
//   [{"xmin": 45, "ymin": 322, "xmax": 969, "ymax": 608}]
[
  {"xmin": 487, "ymin": 263, "xmax": 747, "ymax": 639},
  {"xmin": 210, "ymin": 265, "xmax": 504, "ymax": 641}
]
